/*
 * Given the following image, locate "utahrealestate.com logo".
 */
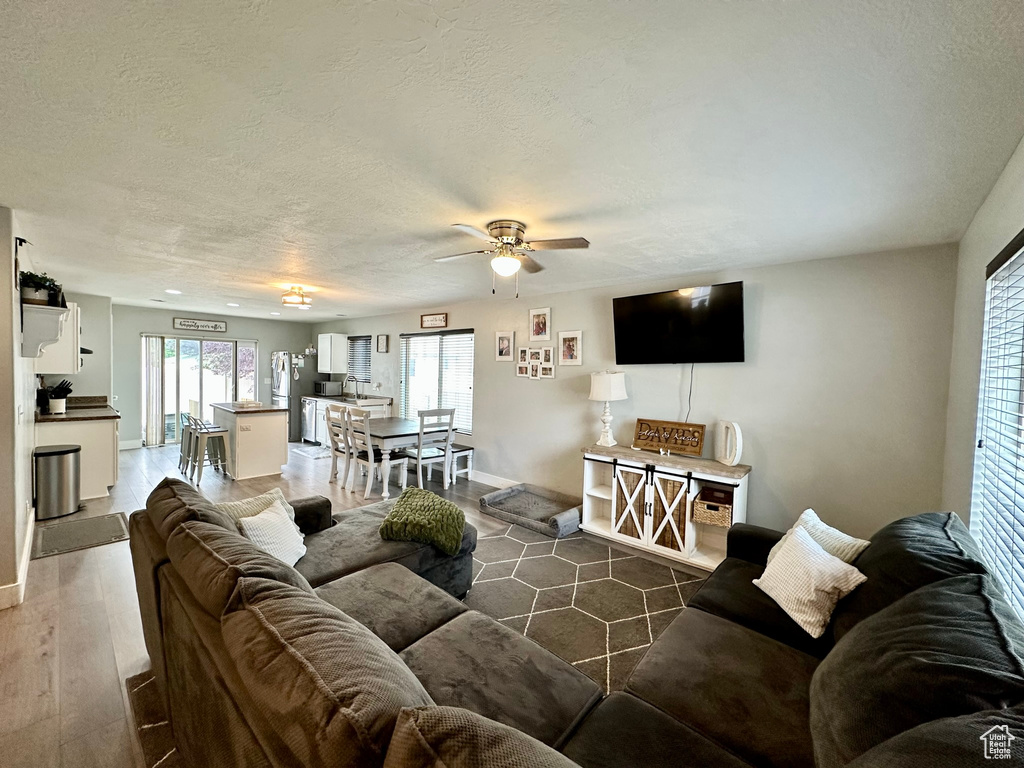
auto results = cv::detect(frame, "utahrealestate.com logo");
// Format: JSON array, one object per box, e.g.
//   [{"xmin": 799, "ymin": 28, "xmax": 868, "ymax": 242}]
[{"xmin": 981, "ymin": 725, "xmax": 1016, "ymax": 760}]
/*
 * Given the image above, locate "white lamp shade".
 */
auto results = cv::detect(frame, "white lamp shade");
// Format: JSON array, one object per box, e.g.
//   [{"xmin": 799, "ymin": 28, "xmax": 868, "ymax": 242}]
[{"xmin": 589, "ymin": 371, "xmax": 627, "ymax": 402}]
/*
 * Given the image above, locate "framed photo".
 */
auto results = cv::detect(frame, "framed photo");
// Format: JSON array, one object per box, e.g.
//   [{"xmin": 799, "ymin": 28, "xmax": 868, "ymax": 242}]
[
  {"xmin": 495, "ymin": 331, "xmax": 514, "ymax": 361},
  {"xmin": 541, "ymin": 346, "xmax": 553, "ymax": 365},
  {"xmin": 421, "ymin": 312, "xmax": 448, "ymax": 329},
  {"xmin": 529, "ymin": 307, "xmax": 551, "ymax": 341},
  {"xmin": 558, "ymin": 331, "xmax": 582, "ymax": 365},
  {"xmin": 516, "ymin": 364, "xmax": 530, "ymax": 378},
  {"xmin": 376, "ymin": 334, "xmax": 389, "ymax": 353},
  {"xmin": 518, "ymin": 347, "xmax": 528, "ymax": 364},
  {"xmin": 540, "ymin": 364, "xmax": 555, "ymax": 379},
  {"xmin": 529, "ymin": 362, "xmax": 541, "ymax": 380},
  {"xmin": 528, "ymin": 348, "xmax": 542, "ymax": 362}
]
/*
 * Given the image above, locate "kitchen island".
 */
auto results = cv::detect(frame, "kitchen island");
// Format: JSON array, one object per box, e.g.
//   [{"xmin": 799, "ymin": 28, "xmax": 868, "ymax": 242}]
[{"xmin": 210, "ymin": 403, "xmax": 289, "ymax": 480}]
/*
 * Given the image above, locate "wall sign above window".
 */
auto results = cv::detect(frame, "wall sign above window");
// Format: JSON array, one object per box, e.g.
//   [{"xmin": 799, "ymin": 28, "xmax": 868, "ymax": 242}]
[
  {"xmin": 173, "ymin": 317, "xmax": 227, "ymax": 333},
  {"xmin": 420, "ymin": 312, "xmax": 448, "ymax": 329}
]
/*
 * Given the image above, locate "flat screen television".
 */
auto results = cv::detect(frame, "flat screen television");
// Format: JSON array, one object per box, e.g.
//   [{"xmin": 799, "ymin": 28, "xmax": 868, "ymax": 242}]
[{"xmin": 612, "ymin": 281, "xmax": 745, "ymax": 364}]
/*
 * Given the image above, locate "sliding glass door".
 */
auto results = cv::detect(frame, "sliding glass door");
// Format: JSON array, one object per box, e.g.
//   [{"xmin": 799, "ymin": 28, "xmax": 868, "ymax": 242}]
[{"xmin": 143, "ymin": 335, "xmax": 258, "ymax": 446}]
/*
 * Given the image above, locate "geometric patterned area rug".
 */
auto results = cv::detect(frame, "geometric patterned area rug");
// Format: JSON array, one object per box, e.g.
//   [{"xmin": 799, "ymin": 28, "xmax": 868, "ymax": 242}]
[
  {"xmin": 125, "ymin": 672, "xmax": 185, "ymax": 768},
  {"xmin": 464, "ymin": 524, "xmax": 705, "ymax": 693},
  {"xmin": 31, "ymin": 512, "xmax": 129, "ymax": 559}
]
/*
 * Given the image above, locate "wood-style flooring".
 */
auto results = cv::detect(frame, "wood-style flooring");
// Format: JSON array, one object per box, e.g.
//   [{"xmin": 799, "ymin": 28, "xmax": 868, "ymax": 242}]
[{"xmin": 0, "ymin": 442, "xmax": 504, "ymax": 768}]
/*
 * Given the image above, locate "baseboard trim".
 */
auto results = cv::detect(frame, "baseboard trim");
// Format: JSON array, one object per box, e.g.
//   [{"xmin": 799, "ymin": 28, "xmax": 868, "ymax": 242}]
[
  {"xmin": 470, "ymin": 470, "xmax": 518, "ymax": 490},
  {"xmin": 0, "ymin": 517, "xmax": 35, "ymax": 610},
  {"xmin": 119, "ymin": 439, "xmax": 143, "ymax": 450}
]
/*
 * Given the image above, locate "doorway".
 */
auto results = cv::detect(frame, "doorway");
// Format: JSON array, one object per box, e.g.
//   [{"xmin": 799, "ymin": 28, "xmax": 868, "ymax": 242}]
[{"xmin": 142, "ymin": 335, "xmax": 257, "ymax": 445}]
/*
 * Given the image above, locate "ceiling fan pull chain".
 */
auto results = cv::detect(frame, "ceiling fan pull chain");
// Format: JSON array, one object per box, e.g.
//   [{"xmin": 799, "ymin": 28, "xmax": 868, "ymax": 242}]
[
  {"xmin": 515, "ymin": 270, "xmax": 519, "ymax": 299},
  {"xmin": 492, "ymin": 270, "xmax": 496, "ymax": 295}
]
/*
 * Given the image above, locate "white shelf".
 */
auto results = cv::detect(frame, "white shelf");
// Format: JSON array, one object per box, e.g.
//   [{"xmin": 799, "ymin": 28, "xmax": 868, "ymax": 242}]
[
  {"xmin": 586, "ymin": 484, "xmax": 613, "ymax": 500},
  {"xmin": 21, "ymin": 305, "xmax": 70, "ymax": 358}
]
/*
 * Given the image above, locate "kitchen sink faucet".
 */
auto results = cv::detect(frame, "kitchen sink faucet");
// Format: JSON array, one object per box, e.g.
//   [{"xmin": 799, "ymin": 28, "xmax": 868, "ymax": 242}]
[{"xmin": 346, "ymin": 374, "xmax": 360, "ymax": 398}]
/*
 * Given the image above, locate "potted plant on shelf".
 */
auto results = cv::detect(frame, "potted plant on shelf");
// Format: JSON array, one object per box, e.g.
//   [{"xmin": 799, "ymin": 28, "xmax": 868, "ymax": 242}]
[{"xmin": 19, "ymin": 271, "xmax": 60, "ymax": 306}]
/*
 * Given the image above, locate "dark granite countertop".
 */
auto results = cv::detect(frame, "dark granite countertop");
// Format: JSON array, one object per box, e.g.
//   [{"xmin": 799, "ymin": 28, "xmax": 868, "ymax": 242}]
[
  {"xmin": 36, "ymin": 405, "xmax": 121, "ymax": 423},
  {"xmin": 210, "ymin": 403, "xmax": 289, "ymax": 415}
]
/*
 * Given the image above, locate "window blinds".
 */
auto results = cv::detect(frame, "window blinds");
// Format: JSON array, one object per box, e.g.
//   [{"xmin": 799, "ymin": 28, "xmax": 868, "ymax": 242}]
[
  {"xmin": 348, "ymin": 335, "xmax": 372, "ymax": 383},
  {"xmin": 975, "ymin": 242, "xmax": 1024, "ymax": 618},
  {"xmin": 400, "ymin": 331, "xmax": 474, "ymax": 432}
]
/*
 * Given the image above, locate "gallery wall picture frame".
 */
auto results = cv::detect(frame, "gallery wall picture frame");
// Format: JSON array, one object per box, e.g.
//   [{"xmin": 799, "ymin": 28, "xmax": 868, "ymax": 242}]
[
  {"xmin": 376, "ymin": 334, "xmax": 389, "ymax": 353},
  {"xmin": 518, "ymin": 347, "xmax": 528, "ymax": 364},
  {"xmin": 528, "ymin": 348, "xmax": 542, "ymax": 362},
  {"xmin": 541, "ymin": 346, "xmax": 553, "ymax": 365},
  {"xmin": 529, "ymin": 307, "xmax": 551, "ymax": 341},
  {"xmin": 516, "ymin": 363, "xmax": 530, "ymax": 378},
  {"xmin": 421, "ymin": 312, "xmax": 448, "ymax": 329},
  {"xmin": 529, "ymin": 362, "xmax": 541, "ymax": 380},
  {"xmin": 495, "ymin": 331, "xmax": 514, "ymax": 361},
  {"xmin": 540, "ymin": 364, "xmax": 555, "ymax": 379},
  {"xmin": 558, "ymin": 331, "xmax": 582, "ymax": 365}
]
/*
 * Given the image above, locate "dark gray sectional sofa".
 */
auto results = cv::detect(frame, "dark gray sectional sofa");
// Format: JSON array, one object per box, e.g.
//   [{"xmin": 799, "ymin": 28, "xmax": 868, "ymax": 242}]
[{"xmin": 131, "ymin": 478, "xmax": 1024, "ymax": 767}]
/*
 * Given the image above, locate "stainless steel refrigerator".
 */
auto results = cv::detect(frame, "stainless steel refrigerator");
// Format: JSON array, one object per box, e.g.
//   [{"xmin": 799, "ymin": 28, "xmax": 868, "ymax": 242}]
[{"xmin": 271, "ymin": 351, "xmax": 315, "ymax": 442}]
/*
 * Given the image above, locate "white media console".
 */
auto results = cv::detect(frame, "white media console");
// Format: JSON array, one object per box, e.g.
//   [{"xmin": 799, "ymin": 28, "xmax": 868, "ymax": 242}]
[{"xmin": 581, "ymin": 444, "xmax": 751, "ymax": 571}]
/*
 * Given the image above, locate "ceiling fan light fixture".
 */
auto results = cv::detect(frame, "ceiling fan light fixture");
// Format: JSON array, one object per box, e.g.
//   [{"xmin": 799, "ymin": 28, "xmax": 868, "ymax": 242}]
[
  {"xmin": 281, "ymin": 285, "xmax": 312, "ymax": 309},
  {"xmin": 490, "ymin": 254, "xmax": 521, "ymax": 277}
]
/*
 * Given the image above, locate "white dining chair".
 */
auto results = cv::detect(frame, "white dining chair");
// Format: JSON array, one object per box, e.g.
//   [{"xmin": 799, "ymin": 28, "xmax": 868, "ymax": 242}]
[
  {"xmin": 345, "ymin": 407, "xmax": 408, "ymax": 499},
  {"xmin": 326, "ymin": 404, "xmax": 351, "ymax": 487},
  {"xmin": 399, "ymin": 408, "xmax": 455, "ymax": 490}
]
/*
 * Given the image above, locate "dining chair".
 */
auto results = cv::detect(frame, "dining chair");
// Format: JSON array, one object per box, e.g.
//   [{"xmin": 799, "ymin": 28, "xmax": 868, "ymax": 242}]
[
  {"xmin": 400, "ymin": 408, "xmax": 455, "ymax": 490},
  {"xmin": 345, "ymin": 407, "xmax": 408, "ymax": 499},
  {"xmin": 449, "ymin": 444, "xmax": 474, "ymax": 486},
  {"xmin": 325, "ymin": 404, "xmax": 351, "ymax": 486}
]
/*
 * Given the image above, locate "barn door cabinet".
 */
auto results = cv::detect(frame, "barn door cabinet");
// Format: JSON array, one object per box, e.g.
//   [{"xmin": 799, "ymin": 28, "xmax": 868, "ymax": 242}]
[{"xmin": 581, "ymin": 444, "xmax": 751, "ymax": 571}]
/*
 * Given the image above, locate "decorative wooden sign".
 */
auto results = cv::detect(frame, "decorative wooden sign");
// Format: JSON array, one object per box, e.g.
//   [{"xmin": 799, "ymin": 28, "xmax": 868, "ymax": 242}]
[
  {"xmin": 173, "ymin": 317, "xmax": 226, "ymax": 333},
  {"xmin": 420, "ymin": 312, "xmax": 448, "ymax": 329},
  {"xmin": 632, "ymin": 419, "xmax": 706, "ymax": 456}
]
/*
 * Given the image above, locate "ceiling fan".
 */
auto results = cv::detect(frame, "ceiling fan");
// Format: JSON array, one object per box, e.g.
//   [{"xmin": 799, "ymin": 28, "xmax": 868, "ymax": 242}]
[{"xmin": 435, "ymin": 220, "xmax": 589, "ymax": 294}]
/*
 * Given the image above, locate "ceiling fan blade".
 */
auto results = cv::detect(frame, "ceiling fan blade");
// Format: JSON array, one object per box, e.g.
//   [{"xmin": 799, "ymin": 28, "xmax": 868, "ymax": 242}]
[
  {"xmin": 451, "ymin": 223, "xmax": 495, "ymax": 242},
  {"xmin": 524, "ymin": 237, "xmax": 590, "ymax": 250},
  {"xmin": 518, "ymin": 253, "xmax": 544, "ymax": 273},
  {"xmin": 434, "ymin": 250, "xmax": 490, "ymax": 263}
]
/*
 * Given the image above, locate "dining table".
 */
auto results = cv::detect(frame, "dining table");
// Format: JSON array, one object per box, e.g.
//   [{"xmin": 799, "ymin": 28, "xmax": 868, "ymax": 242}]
[{"xmin": 353, "ymin": 416, "xmax": 447, "ymax": 500}]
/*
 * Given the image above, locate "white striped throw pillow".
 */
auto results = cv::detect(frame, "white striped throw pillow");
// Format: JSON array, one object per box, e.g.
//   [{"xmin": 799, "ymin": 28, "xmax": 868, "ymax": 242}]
[
  {"xmin": 754, "ymin": 526, "xmax": 867, "ymax": 638},
  {"xmin": 237, "ymin": 499, "xmax": 307, "ymax": 566},
  {"xmin": 767, "ymin": 508, "xmax": 870, "ymax": 565},
  {"xmin": 215, "ymin": 487, "xmax": 295, "ymax": 528}
]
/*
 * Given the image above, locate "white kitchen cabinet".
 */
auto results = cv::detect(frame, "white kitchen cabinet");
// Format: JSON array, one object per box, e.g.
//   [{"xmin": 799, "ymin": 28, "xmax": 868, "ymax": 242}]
[
  {"xmin": 35, "ymin": 416, "xmax": 119, "ymax": 499},
  {"xmin": 35, "ymin": 302, "xmax": 82, "ymax": 374},
  {"xmin": 317, "ymin": 333, "xmax": 348, "ymax": 374}
]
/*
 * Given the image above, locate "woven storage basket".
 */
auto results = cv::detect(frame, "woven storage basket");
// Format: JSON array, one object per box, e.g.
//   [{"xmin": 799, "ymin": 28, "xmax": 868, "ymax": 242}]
[{"xmin": 692, "ymin": 487, "xmax": 733, "ymax": 528}]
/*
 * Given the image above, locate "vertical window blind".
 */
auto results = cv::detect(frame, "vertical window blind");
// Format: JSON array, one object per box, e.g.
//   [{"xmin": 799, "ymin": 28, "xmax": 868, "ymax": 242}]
[
  {"xmin": 975, "ymin": 241, "xmax": 1024, "ymax": 618},
  {"xmin": 347, "ymin": 335, "xmax": 372, "ymax": 383},
  {"xmin": 400, "ymin": 330, "xmax": 474, "ymax": 432}
]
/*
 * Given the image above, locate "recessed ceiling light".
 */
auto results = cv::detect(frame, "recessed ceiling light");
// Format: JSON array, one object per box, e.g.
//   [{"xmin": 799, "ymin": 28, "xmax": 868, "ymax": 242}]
[
  {"xmin": 165, "ymin": 289, "xmax": 182, "ymax": 295},
  {"xmin": 226, "ymin": 303, "xmax": 240, "ymax": 307},
  {"xmin": 270, "ymin": 311, "xmax": 281, "ymax": 316}
]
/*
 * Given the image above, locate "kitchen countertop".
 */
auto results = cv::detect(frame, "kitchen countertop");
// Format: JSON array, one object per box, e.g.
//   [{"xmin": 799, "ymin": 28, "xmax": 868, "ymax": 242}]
[
  {"xmin": 211, "ymin": 403, "xmax": 289, "ymax": 415},
  {"xmin": 302, "ymin": 394, "xmax": 394, "ymax": 405},
  {"xmin": 36, "ymin": 405, "xmax": 121, "ymax": 423}
]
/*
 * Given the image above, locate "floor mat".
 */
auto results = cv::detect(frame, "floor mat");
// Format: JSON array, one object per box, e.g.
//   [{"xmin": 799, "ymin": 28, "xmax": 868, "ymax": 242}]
[
  {"xmin": 126, "ymin": 672, "xmax": 184, "ymax": 768},
  {"xmin": 294, "ymin": 446, "xmax": 332, "ymax": 459},
  {"xmin": 31, "ymin": 512, "xmax": 129, "ymax": 559},
  {"xmin": 465, "ymin": 524, "xmax": 706, "ymax": 693}
]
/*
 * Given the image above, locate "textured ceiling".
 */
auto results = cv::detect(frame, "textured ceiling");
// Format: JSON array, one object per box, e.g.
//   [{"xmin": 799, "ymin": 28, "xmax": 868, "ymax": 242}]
[{"xmin": 1, "ymin": 0, "xmax": 1023, "ymax": 320}]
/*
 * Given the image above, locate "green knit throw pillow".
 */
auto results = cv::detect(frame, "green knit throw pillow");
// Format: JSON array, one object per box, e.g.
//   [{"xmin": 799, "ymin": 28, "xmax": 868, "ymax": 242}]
[{"xmin": 379, "ymin": 488, "xmax": 466, "ymax": 556}]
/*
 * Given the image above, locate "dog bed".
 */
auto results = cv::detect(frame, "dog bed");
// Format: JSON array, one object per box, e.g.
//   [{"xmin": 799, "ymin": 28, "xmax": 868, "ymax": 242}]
[{"xmin": 479, "ymin": 484, "xmax": 582, "ymax": 539}]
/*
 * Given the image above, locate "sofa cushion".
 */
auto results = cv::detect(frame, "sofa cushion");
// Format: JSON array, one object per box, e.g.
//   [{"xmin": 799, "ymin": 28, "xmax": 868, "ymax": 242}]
[
  {"xmin": 561, "ymin": 692, "xmax": 751, "ymax": 768},
  {"xmin": 831, "ymin": 511, "xmax": 988, "ymax": 639},
  {"xmin": 315, "ymin": 563, "xmax": 467, "ymax": 652},
  {"xmin": 145, "ymin": 477, "xmax": 236, "ymax": 541},
  {"xmin": 295, "ymin": 500, "xmax": 476, "ymax": 588},
  {"xmin": 844, "ymin": 706, "xmax": 1024, "ymax": 767},
  {"xmin": 383, "ymin": 706, "xmax": 580, "ymax": 768},
  {"xmin": 811, "ymin": 574, "xmax": 1024, "ymax": 768},
  {"xmin": 379, "ymin": 488, "xmax": 466, "ymax": 556},
  {"xmin": 222, "ymin": 577, "xmax": 434, "ymax": 768},
  {"xmin": 400, "ymin": 611, "xmax": 603, "ymax": 749},
  {"xmin": 687, "ymin": 558, "xmax": 833, "ymax": 657},
  {"xmin": 626, "ymin": 607, "xmax": 818, "ymax": 768},
  {"xmin": 166, "ymin": 520, "xmax": 314, "ymax": 617}
]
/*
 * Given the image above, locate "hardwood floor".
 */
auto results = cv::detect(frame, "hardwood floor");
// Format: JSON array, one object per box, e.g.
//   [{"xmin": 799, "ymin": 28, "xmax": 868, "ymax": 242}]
[{"xmin": 0, "ymin": 442, "xmax": 503, "ymax": 768}]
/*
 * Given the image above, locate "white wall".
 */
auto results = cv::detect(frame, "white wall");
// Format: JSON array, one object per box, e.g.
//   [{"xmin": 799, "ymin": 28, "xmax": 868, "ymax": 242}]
[
  {"xmin": 314, "ymin": 244, "xmax": 957, "ymax": 538},
  {"xmin": 61, "ymin": 291, "xmax": 113, "ymax": 398},
  {"xmin": 0, "ymin": 207, "xmax": 40, "ymax": 608},
  {"xmin": 111, "ymin": 305, "xmax": 316, "ymax": 445},
  {"xmin": 943, "ymin": 134, "xmax": 1024, "ymax": 520}
]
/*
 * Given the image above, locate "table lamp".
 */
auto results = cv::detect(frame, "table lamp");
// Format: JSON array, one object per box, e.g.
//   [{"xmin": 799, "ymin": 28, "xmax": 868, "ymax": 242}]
[{"xmin": 589, "ymin": 371, "xmax": 628, "ymax": 447}]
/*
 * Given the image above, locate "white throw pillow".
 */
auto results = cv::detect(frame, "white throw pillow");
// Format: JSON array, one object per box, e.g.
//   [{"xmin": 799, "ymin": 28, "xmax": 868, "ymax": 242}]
[
  {"xmin": 215, "ymin": 487, "xmax": 295, "ymax": 528},
  {"xmin": 754, "ymin": 526, "xmax": 867, "ymax": 638},
  {"xmin": 237, "ymin": 499, "xmax": 307, "ymax": 566},
  {"xmin": 767, "ymin": 508, "xmax": 870, "ymax": 565}
]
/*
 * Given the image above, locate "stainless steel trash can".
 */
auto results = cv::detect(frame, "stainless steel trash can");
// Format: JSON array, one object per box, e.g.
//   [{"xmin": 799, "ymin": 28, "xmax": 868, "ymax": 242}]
[{"xmin": 34, "ymin": 444, "xmax": 81, "ymax": 520}]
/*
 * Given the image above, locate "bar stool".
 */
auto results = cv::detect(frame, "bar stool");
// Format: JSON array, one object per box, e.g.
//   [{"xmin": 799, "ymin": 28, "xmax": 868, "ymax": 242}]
[
  {"xmin": 187, "ymin": 414, "xmax": 232, "ymax": 485},
  {"xmin": 179, "ymin": 413, "xmax": 222, "ymax": 475}
]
